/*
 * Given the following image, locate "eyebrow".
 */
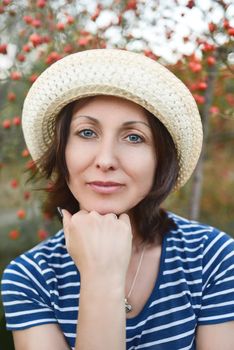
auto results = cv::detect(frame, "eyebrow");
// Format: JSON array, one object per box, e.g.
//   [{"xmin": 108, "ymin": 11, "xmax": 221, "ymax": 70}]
[{"xmin": 73, "ymin": 115, "xmax": 151, "ymax": 129}]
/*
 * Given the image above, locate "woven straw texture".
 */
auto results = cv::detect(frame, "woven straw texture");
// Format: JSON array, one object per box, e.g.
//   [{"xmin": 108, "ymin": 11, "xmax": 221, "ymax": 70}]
[{"xmin": 22, "ymin": 49, "xmax": 203, "ymax": 189}]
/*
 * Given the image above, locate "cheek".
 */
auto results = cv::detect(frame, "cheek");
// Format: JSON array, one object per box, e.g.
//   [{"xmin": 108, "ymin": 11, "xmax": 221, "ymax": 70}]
[
  {"xmin": 128, "ymin": 149, "xmax": 156, "ymax": 180},
  {"xmin": 65, "ymin": 142, "xmax": 85, "ymax": 175},
  {"xmin": 65, "ymin": 144, "xmax": 75, "ymax": 174}
]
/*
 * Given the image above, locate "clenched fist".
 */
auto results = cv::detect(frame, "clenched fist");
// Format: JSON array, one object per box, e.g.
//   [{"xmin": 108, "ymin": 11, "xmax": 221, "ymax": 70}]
[{"xmin": 62, "ymin": 209, "xmax": 133, "ymax": 286}]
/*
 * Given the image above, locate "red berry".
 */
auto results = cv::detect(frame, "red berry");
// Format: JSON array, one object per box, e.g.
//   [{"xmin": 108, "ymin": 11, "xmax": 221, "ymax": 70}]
[
  {"xmin": 126, "ymin": 0, "xmax": 137, "ymax": 10},
  {"xmin": 100, "ymin": 41, "xmax": 106, "ymax": 49},
  {"xmin": 2, "ymin": 119, "xmax": 11, "ymax": 129},
  {"xmin": 9, "ymin": 229, "xmax": 20, "ymax": 240},
  {"xmin": 198, "ymin": 82, "xmax": 207, "ymax": 90},
  {"xmin": 23, "ymin": 191, "xmax": 31, "ymax": 200},
  {"xmin": 23, "ymin": 15, "xmax": 33, "ymax": 24},
  {"xmin": 22, "ymin": 148, "xmax": 30, "ymax": 157},
  {"xmin": 17, "ymin": 209, "xmax": 26, "ymax": 219},
  {"xmin": 209, "ymin": 106, "xmax": 219, "ymax": 115},
  {"xmin": 25, "ymin": 159, "xmax": 36, "ymax": 170},
  {"xmin": 43, "ymin": 212, "xmax": 53, "ymax": 220},
  {"xmin": 42, "ymin": 35, "xmax": 51, "ymax": 44},
  {"xmin": 22, "ymin": 44, "xmax": 31, "ymax": 52},
  {"xmin": 226, "ymin": 94, "xmax": 234, "ymax": 106},
  {"xmin": 223, "ymin": 19, "xmax": 230, "ymax": 30},
  {"xmin": 3, "ymin": 0, "xmax": 12, "ymax": 6},
  {"xmin": 56, "ymin": 22, "xmax": 65, "ymax": 31},
  {"xmin": 29, "ymin": 33, "xmax": 43, "ymax": 47},
  {"xmin": 91, "ymin": 7, "xmax": 101, "ymax": 21},
  {"xmin": 189, "ymin": 83, "xmax": 198, "ymax": 92},
  {"xmin": 29, "ymin": 73, "xmax": 38, "ymax": 83},
  {"xmin": 228, "ymin": 27, "xmax": 234, "ymax": 36},
  {"xmin": 80, "ymin": 30, "xmax": 90, "ymax": 36},
  {"xmin": 194, "ymin": 94, "xmax": 205, "ymax": 104},
  {"xmin": 32, "ymin": 19, "xmax": 42, "ymax": 28},
  {"xmin": 208, "ymin": 23, "xmax": 216, "ymax": 33},
  {"xmin": 38, "ymin": 229, "xmax": 48, "ymax": 241},
  {"xmin": 10, "ymin": 71, "xmax": 22, "ymax": 80},
  {"xmin": 13, "ymin": 116, "xmax": 21, "ymax": 126},
  {"xmin": 116, "ymin": 14, "xmax": 122, "ymax": 25},
  {"xmin": 63, "ymin": 44, "xmax": 73, "ymax": 54},
  {"xmin": 0, "ymin": 43, "xmax": 7, "ymax": 54},
  {"xmin": 186, "ymin": 0, "xmax": 195, "ymax": 9},
  {"xmin": 37, "ymin": 0, "xmax": 46, "ymax": 8},
  {"xmin": 45, "ymin": 51, "xmax": 62, "ymax": 65},
  {"xmin": 207, "ymin": 56, "xmax": 216, "ymax": 66},
  {"xmin": 144, "ymin": 50, "xmax": 158, "ymax": 60},
  {"xmin": 202, "ymin": 42, "xmax": 215, "ymax": 52},
  {"xmin": 77, "ymin": 37, "xmax": 89, "ymax": 46},
  {"xmin": 189, "ymin": 61, "xmax": 202, "ymax": 73},
  {"xmin": 17, "ymin": 53, "xmax": 26, "ymax": 62},
  {"xmin": 7, "ymin": 92, "xmax": 16, "ymax": 101},
  {"xmin": 10, "ymin": 179, "xmax": 18, "ymax": 188},
  {"xmin": 67, "ymin": 15, "xmax": 74, "ymax": 25}
]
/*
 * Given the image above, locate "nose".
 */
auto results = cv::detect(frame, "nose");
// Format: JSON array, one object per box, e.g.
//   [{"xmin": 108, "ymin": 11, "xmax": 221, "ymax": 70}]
[{"xmin": 94, "ymin": 137, "xmax": 119, "ymax": 172}]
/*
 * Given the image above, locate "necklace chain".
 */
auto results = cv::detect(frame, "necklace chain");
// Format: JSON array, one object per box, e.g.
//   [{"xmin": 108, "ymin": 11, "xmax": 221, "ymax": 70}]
[{"xmin": 125, "ymin": 244, "xmax": 146, "ymax": 313}]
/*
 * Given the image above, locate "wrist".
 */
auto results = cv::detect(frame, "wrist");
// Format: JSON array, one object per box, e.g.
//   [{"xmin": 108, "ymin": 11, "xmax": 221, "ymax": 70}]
[{"xmin": 80, "ymin": 274, "xmax": 125, "ymax": 298}]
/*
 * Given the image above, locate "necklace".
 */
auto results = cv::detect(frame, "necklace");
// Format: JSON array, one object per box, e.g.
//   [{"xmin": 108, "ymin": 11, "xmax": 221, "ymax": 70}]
[{"xmin": 125, "ymin": 244, "xmax": 146, "ymax": 313}]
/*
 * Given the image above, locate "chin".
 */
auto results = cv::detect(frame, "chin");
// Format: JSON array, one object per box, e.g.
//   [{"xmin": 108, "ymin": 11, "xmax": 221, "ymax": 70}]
[
  {"xmin": 89, "ymin": 207, "xmax": 123, "ymax": 215},
  {"xmin": 78, "ymin": 195, "xmax": 142, "ymax": 216},
  {"xmin": 80, "ymin": 202, "xmax": 129, "ymax": 216}
]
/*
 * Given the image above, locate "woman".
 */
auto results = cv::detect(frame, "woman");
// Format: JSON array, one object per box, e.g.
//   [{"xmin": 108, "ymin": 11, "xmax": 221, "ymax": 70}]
[{"xmin": 1, "ymin": 49, "xmax": 234, "ymax": 350}]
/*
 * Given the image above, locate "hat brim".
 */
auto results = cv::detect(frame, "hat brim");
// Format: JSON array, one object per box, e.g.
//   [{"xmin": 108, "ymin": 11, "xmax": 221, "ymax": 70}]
[{"xmin": 22, "ymin": 49, "xmax": 203, "ymax": 189}]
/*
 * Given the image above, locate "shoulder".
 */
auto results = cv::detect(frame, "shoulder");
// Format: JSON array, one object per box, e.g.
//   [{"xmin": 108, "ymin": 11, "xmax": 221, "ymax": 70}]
[
  {"xmin": 167, "ymin": 211, "xmax": 234, "ymax": 271},
  {"xmin": 1, "ymin": 230, "xmax": 68, "ymax": 330},
  {"xmin": 168, "ymin": 211, "xmax": 234, "ymax": 244},
  {"xmin": 28, "ymin": 229, "xmax": 67, "ymax": 265},
  {"xmin": 1, "ymin": 229, "xmax": 69, "ymax": 284}
]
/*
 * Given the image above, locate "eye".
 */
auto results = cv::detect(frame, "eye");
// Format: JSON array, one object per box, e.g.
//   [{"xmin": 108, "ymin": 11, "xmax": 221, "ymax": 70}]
[
  {"xmin": 78, "ymin": 129, "xmax": 96, "ymax": 138},
  {"xmin": 126, "ymin": 134, "xmax": 144, "ymax": 143}
]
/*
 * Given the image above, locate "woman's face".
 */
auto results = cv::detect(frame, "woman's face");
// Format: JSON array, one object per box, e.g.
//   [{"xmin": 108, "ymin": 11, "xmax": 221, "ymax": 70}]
[{"xmin": 65, "ymin": 95, "xmax": 157, "ymax": 215}]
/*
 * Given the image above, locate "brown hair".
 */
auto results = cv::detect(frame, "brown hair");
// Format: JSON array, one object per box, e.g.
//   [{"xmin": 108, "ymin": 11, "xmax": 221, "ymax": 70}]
[{"xmin": 33, "ymin": 96, "xmax": 179, "ymax": 244}]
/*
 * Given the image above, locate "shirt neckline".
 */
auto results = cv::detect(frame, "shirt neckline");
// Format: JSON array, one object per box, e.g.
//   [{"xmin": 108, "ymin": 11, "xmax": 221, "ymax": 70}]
[{"xmin": 126, "ymin": 229, "xmax": 169, "ymax": 326}]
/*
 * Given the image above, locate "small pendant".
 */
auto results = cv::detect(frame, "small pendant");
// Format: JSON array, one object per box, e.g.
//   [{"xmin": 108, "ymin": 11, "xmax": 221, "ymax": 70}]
[{"xmin": 125, "ymin": 298, "xmax": 132, "ymax": 313}]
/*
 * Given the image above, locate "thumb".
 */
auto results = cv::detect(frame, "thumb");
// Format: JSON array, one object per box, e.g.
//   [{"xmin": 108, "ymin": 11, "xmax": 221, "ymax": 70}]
[
  {"xmin": 58, "ymin": 208, "xmax": 72, "ymax": 245},
  {"xmin": 60, "ymin": 208, "xmax": 72, "ymax": 242}
]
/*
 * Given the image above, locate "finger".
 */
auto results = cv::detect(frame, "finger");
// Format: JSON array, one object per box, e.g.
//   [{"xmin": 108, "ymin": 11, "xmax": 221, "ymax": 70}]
[
  {"xmin": 118, "ymin": 213, "xmax": 131, "ymax": 224},
  {"xmin": 104, "ymin": 213, "xmax": 118, "ymax": 220},
  {"xmin": 77, "ymin": 209, "xmax": 89, "ymax": 215},
  {"xmin": 62, "ymin": 209, "xmax": 72, "ymax": 237}
]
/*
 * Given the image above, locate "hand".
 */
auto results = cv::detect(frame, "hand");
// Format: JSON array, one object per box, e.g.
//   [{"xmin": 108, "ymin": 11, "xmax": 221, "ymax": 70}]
[{"xmin": 62, "ymin": 210, "xmax": 133, "ymax": 285}]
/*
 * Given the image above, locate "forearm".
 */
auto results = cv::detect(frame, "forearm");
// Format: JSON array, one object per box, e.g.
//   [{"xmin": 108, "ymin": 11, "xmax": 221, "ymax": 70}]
[{"xmin": 75, "ymin": 277, "xmax": 126, "ymax": 350}]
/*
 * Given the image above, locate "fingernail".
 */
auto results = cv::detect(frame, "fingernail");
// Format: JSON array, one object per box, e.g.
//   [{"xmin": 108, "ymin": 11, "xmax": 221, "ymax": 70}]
[{"xmin": 57, "ymin": 206, "xmax": 63, "ymax": 219}]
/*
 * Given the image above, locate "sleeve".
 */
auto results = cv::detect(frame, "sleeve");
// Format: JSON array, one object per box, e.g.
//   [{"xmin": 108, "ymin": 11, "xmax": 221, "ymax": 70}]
[
  {"xmin": 197, "ymin": 229, "xmax": 234, "ymax": 325},
  {"xmin": 1, "ymin": 253, "xmax": 57, "ymax": 330}
]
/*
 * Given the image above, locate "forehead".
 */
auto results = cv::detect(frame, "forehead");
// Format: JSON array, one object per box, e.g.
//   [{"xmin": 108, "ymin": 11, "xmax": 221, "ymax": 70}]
[{"xmin": 72, "ymin": 95, "xmax": 150, "ymax": 123}]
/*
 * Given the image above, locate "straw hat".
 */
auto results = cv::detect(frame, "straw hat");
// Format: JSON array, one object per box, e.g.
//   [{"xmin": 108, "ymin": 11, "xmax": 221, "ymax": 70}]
[{"xmin": 22, "ymin": 49, "xmax": 203, "ymax": 189}]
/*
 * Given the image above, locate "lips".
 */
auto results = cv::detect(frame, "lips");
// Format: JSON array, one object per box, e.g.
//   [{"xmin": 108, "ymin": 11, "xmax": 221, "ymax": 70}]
[
  {"xmin": 87, "ymin": 181, "xmax": 125, "ymax": 194},
  {"xmin": 89, "ymin": 181, "xmax": 123, "ymax": 186}
]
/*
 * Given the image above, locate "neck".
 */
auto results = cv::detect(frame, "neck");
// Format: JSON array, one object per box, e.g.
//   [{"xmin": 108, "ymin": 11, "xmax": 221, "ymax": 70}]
[{"xmin": 127, "ymin": 212, "xmax": 144, "ymax": 253}]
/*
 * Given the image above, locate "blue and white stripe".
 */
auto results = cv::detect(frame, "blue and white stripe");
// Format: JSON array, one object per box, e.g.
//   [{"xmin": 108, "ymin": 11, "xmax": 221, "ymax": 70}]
[{"xmin": 1, "ymin": 212, "xmax": 234, "ymax": 349}]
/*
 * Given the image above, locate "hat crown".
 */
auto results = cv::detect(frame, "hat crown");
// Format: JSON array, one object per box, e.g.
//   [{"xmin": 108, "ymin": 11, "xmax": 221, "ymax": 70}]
[{"xmin": 22, "ymin": 49, "xmax": 203, "ymax": 189}]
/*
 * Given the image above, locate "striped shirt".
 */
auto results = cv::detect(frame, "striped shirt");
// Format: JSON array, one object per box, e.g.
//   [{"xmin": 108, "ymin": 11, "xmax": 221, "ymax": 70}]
[{"xmin": 1, "ymin": 212, "xmax": 234, "ymax": 349}]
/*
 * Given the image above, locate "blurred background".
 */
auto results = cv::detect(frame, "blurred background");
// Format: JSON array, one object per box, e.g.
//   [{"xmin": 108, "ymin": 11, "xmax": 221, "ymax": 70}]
[{"xmin": 0, "ymin": 0, "xmax": 233, "ymax": 347}]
